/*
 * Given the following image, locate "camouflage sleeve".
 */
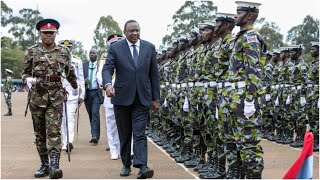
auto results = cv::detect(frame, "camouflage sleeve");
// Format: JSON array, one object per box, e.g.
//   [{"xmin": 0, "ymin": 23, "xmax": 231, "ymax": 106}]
[
  {"xmin": 300, "ymin": 62, "xmax": 310, "ymax": 94},
  {"xmin": 264, "ymin": 64, "xmax": 273, "ymax": 84},
  {"xmin": 243, "ymin": 31, "xmax": 262, "ymax": 102},
  {"xmin": 63, "ymin": 47, "xmax": 78, "ymax": 89},
  {"xmin": 7, "ymin": 79, "xmax": 13, "ymax": 92},
  {"xmin": 21, "ymin": 48, "xmax": 34, "ymax": 80}
]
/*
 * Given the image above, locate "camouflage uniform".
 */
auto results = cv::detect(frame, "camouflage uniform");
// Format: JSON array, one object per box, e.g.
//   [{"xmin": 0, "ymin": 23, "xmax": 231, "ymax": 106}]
[
  {"xmin": 3, "ymin": 75, "xmax": 13, "ymax": 113},
  {"xmin": 228, "ymin": 25, "xmax": 266, "ymax": 177},
  {"xmin": 290, "ymin": 56, "xmax": 309, "ymax": 147},
  {"xmin": 307, "ymin": 56, "xmax": 319, "ymax": 150},
  {"xmin": 262, "ymin": 60, "xmax": 274, "ymax": 138},
  {"xmin": 22, "ymin": 43, "xmax": 78, "ymax": 156},
  {"xmin": 277, "ymin": 59, "xmax": 295, "ymax": 144}
]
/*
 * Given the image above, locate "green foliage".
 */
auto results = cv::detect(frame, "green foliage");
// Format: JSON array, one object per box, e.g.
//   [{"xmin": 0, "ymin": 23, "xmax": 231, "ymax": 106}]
[
  {"xmin": 162, "ymin": 1, "xmax": 217, "ymax": 47},
  {"xmin": 286, "ymin": 15, "xmax": 319, "ymax": 52},
  {"xmin": 72, "ymin": 41, "xmax": 88, "ymax": 62},
  {"xmin": 1, "ymin": 0, "xmax": 13, "ymax": 27},
  {"xmin": 7, "ymin": 8, "xmax": 43, "ymax": 50},
  {"xmin": 257, "ymin": 21, "xmax": 284, "ymax": 50},
  {"xmin": 93, "ymin": 15, "xmax": 122, "ymax": 56},
  {"xmin": 1, "ymin": 36, "xmax": 25, "ymax": 78}
]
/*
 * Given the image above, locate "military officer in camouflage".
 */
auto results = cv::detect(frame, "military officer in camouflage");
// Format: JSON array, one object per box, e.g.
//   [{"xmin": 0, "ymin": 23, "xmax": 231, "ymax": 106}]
[
  {"xmin": 227, "ymin": 1, "xmax": 266, "ymax": 178},
  {"xmin": 3, "ymin": 69, "xmax": 13, "ymax": 116},
  {"xmin": 307, "ymin": 41, "xmax": 319, "ymax": 151},
  {"xmin": 22, "ymin": 18, "xmax": 78, "ymax": 179}
]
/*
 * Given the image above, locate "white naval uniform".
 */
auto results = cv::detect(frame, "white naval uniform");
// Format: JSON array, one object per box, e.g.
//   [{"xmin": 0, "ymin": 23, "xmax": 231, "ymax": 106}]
[
  {"xmin": 103, "ymin": 79, "xmax": 133, "ymax": 158},
  {"xmin": 61, "ymin": 56, "xmax": 85, "ymax": 149}
]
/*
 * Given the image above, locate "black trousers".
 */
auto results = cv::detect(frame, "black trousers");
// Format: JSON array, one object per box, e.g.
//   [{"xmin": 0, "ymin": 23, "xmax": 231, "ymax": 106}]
[
  {"xmin": 114, "ymin": 94, "xmax": 150, "ymax": 168},
  {"xmin": 84, "ymin": 89, "xmax": 101, "ymax": 139}
]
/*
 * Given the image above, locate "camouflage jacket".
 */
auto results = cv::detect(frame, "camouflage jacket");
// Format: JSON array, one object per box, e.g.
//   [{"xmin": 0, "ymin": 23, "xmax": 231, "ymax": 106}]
[
  {"xmin": 22, "ymin": 43, "xmax": 78, "ymax": 108},
  {"xmin": 308, "ymin": 58, "xmax": 319, "ymax": 85},
  {"xmin": 215, "ymin": 33, "xmax": 235, "ymax": 81},
  {"xmin": 200, "ymin": 38, "xmax": 222, "ymax": 81},
  {"xmin": 292, "ymin": 57, "xmax": 309, "ymax": 93},
  {"xmin": 279, "ymin": 59, "xmax": 295, "ymax": 85},
  {"xmin": 264, "ymin": 61, "xmax": 274, "ymax": 87},
  {"xmin": 229, "ymin": 25, "xmax": 267, "ymax": 101},
  {"xmin": 4, "ymin": 76, "xmax": 13, "ymax": 93},
  {"xmin": 272, "ymin": 61, "xmax": 283, "ymax": 85}
]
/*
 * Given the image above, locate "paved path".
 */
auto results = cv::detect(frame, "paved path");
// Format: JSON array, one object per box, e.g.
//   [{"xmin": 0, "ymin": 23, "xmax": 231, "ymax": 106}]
[{"xmin": 1, "ymin": 93, "xmax": 319, "ymax": 179}]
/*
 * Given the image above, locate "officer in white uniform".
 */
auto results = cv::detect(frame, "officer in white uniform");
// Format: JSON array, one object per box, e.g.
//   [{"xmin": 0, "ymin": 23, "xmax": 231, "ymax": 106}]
[{"xmin": 59, "ymin": 40, "xmax": 85, "ymax": 152}]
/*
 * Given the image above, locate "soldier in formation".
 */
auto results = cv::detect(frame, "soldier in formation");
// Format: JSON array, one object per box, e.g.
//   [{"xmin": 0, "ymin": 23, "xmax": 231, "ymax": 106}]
[{"xmin": 148, "ymin": 0, "xmax": 319, "ymax": 179}]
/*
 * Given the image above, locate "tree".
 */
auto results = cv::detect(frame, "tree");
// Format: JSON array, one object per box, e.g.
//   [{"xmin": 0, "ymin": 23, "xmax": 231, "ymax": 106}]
[
  {"xmin": 93, "ymin": 15, "xmax": 122, "ymax": 56},
  {"xmin": 7, "ymin": 8, "xmax": 43, "ymax": 50},
  {"xmin": 257, "ymin": 21, "xmax": 284, "ymax": 50},
  {"xmin": 1, "ymin": 0, "xmax": 13, "ymax": 27},
  {"xmin": 162, "ymin": 1, "xmax": 217, "ymax": 47},
  {"xmin": 286, "ymin": 15, "xmax": 319, "ymax": 53},
  {"xmin": 72, "ymin": 41, "xmax": 88, "ymax": 62},
  {"xmin": 1, "ymin": 37, "xmax": 25, "ymax": 78}
]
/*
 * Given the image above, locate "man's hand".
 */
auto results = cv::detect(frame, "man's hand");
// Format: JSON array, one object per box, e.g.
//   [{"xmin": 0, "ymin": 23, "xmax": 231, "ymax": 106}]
[
  {"xmin": 78, "ymin": 98, "xmax": 84, "ymax": 106},
  {"xmin": 151, "ymin": 100, "xmax": 160, "ymax": 114},
  {"xmin": 4, "ymin": 93, "xmax": 8, "ymax": 98},
  {"xmin": 106, "ymin": 84, "xmax": 115, "ymax": 97}
]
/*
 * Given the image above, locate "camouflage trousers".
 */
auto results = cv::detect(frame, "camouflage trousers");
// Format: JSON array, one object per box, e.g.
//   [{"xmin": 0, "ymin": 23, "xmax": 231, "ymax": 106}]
[
  {"xmin": 30, "ymin": 103, "xmax": 63, "ymax": 156},
  {"xmin": 179, "ymin": 87, "xmax": 192, "ymax": 145},
  {"xmin": 227, "ymin": 87, "xmax": 264, "ymax": 173},
  {"xmin": 4, "ymin": 92, "xmax": 12, "ymax": 109},
  {"xmin": 291, "ymin": 88, "xmax": 307, "ymax": 141},
  {"xmin": 262, "ymin": 88, "xmax": 274, "ymax": 136},
  {"xmin": 307, "ymin": 86, "xmax": 319, "ymax": 143},
  {"xmin": 281, "ymin": 87, "xmax": 295, "ymax": 137}
]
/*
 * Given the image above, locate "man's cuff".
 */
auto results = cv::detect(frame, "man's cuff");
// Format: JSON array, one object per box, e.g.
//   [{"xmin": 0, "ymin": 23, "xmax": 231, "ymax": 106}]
[{"xmin": 104, "ymin": 83, "xmax": 112, "ymax": 90}]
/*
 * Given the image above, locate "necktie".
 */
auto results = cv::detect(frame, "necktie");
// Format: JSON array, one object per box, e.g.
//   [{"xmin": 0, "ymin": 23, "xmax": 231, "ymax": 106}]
[
  {"xmin": 89, "ymin": 63, "xmax": 94, "ymax": 90},
  {"xmin": 132, "ymin": 44, "xmax": 139, "ymax": 67}
]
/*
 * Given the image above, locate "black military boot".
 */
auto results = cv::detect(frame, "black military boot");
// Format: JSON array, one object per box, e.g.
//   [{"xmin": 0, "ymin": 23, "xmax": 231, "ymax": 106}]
[
  {"xmin": 49, "ymin": 154, "xmax": 63, "ymax": 179},
  {"xmin": 34, "ymin": 154, "xmax": 50, "ymax": 178},
  {"xmin": 4, "ymin": 108, "xmax": 12, "ymax": 116},
  {"xmin": 246, "ymin": 170, "xmax": 262, "ymax": 179},
  {"xmin": 201, "ymin": 153, "xmax": 226, "ymax": 179},
  {"xmin": 175, "ymin": 142, "xmax": 192, "ymax": 163},
  {"xmin": 226, "ymin": 162, "xmax": 241, "ymax": 179}
]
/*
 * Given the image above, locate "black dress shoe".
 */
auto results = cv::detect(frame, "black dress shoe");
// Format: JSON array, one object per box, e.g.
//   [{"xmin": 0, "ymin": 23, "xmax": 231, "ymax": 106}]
[
  {"xmin": 106, "ymin": 147, "xmax": 110, "ymax": 151},
  {"xmin": 137, "ymin": 166, "xmax": 154, "ymax": 179},
  {"xmin": 66, "ymin": 143, "xmax": 73, "ymax": 152},
  {"xmin": 120, "ymin": 166, "xmax": 131, "ymax": 176},
  {"xmin": 91, "ymin": 137, "xmax": 98, "ymax": 144}
]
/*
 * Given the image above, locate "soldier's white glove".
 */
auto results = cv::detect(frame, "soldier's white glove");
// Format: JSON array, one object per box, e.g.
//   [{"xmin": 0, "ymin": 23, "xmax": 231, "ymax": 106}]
[
  {"xmin": 26, "ymin": 77, "xmax": 36, "ymax": 89},
  {"xmin": 244, "ymin": 100, "xmax": 256, "ymax": 119},
  {"xmin": 286, "ymin": 94, "xmax": 292, "ymax": 105},
  {"xmin": 265, "ymin": 94, "xmax": 271, "ymax": 101},
  {"xmin": 300, "ymin": 97, "xmax": 306, "ymax": 106},
  {"xmin": 215, "ymin": 107, "xmax": 219, "ymax": 120},
  {"xmin": 4, "ymin": 93, "xmax": 8, "ymax": 98},
  {"xmin": 163, "ymin": 98, "xmax": 168, "ymax": 108},
  {"xmin": 72, "ymin": 88, "xmax": 78, "ymax": 96},
  {"xmin": 275, "ymin": 96, "xmax": 279, "ymax": 106},
  {"xmin": 183, "ymin": 97, "xmax": 189, "ymax": 112}
]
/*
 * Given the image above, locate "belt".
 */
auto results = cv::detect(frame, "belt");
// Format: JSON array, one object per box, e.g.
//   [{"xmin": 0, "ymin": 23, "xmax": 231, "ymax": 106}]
[
  {"xmin": 307, "ymin": 84, "xmax": 319, "ymax": 87},
  {"xmin": 284, "ymin": 84, "xmax": 292, "ymax": 87},
  {"xmin": 36, "ymin": 75, "xmax": 61, "ymax": 82},
  {"xmin": 177, "ymin": 84, "xmax": 181, "ymax": 89},
  {"xmin": 165, "ymin": 82, "xmax": 169, "ymax": 86},
  {"xmin": 209, "ymin": 82, "xmax": 217, "ymax": 87},
  {"xmin": 195, "ymin": 82, "xmax": 204, "ymax": 87},
  {"xmin": 188, "ymin": 82, "xmax": 194, "ymax": 87},
  {"xmin": 172, "ymin": 84, "xmax": 177, "ymax": 88},
  {"xmin": 181, "ymin": 83, "xmax": 187, "ymax": 88},
  {"xmin": 235, "ymin": 81, "xmax": 246, "ymax": 88},
  {"xmin": 160, "ymin": 85, "xmax": 165, "ymax": 88},
  {"xmin": 291, "ymin": 85, "xmax": 302, "ymax": 90}
]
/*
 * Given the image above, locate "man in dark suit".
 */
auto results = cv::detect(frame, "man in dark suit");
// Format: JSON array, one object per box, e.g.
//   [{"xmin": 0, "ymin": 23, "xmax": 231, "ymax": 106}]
[
  {"xmin": 83, "ymin": 48, "xmax": 104, "ymax": 144},
  {"xmin": 102, "ymin": 20, "xmax": 160, "ymax": 179}
]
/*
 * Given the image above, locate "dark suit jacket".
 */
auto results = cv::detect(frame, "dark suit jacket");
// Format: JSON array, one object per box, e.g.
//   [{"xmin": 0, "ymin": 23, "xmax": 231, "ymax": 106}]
[
  {"xmin": 102, "ymin": 39, "xmax": 160, "ymax": 107},
  {"xmin": 83, "ymin": 61, "xmax": 104, "ymax": 104}
]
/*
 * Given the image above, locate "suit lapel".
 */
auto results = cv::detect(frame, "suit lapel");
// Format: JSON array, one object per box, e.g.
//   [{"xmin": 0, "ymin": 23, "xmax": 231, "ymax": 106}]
[
  {"xmin": 122, "ymin": 40, "xmax": 136, "ymax": 69},
  {"xmin": 137, "ymin": 41, "xmax": 145, "ymax": 70}
]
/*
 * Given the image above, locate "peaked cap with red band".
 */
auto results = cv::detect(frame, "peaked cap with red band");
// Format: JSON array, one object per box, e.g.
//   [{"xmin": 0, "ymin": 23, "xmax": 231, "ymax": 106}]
[
  {"xmin": 36, "ymin": 18, "xmax": 60, "ymax": 32},
  {"xmin": 107, "ymin": 34, "xmax": 123, "ymax": 42}
]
